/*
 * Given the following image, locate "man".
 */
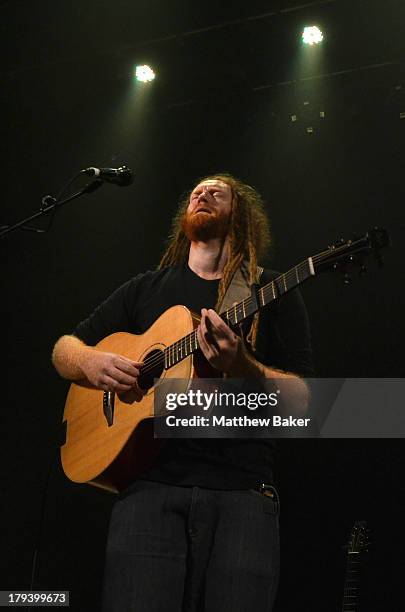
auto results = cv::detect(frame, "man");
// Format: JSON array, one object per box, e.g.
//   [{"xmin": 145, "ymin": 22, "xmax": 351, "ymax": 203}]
[{"xmin": 52, "ymin": 173, "xmax": 314, "ymax": 611}]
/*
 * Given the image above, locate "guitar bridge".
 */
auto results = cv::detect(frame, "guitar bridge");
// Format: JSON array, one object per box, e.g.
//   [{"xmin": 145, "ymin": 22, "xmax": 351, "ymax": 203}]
[{"xmin": 103, "ymin": 391, "xmax": 115, "ymax": 426}]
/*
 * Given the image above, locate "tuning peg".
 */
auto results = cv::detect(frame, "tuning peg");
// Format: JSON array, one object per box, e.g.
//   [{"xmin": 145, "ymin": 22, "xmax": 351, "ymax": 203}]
[{"xmin": 344, "ymin": 272, "xmax": 351, "ymax": 285}]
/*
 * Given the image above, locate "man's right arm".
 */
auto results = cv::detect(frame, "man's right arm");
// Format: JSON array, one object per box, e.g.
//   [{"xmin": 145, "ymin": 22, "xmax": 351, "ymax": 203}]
[{"xmin": 52, "ymin": 335, "xmax": 144, "ymax": 401}]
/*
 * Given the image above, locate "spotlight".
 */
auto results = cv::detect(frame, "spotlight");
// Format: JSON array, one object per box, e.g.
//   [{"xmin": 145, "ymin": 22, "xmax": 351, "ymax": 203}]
[
  {"xmin": 135, "ymin": 65, "xmax": 156, "ymax": 83},
  {"xmin": 302, "ymin": 26, "xmax": 323, "ymax": 46}
]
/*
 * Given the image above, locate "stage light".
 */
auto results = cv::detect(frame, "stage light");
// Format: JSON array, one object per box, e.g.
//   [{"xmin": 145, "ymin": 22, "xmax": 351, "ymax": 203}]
[
  {"xmin": 135, "ymin": 65, "xmax": 156, "ymax": 83},
  {"xmin": 302, "ymin": 26, "xmax": 323, "ymax": 46}
]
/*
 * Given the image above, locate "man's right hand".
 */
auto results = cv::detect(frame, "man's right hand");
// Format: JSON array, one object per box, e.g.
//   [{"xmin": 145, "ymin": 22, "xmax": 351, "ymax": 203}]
[{"xmin": 80, "ymin": 350, "xmax": 145, "ymax": 402}]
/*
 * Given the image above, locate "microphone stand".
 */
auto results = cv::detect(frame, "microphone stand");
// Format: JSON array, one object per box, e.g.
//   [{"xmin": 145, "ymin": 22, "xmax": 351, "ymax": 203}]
[{"xmin": 0, "ymin": 178, "xmax": 103, "ymax": 239}]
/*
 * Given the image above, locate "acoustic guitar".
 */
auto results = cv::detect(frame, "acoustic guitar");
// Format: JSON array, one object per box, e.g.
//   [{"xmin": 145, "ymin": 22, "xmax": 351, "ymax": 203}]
[{"xmin": 60, "ymin": 228, "xmax": 388, "ymax": 492}]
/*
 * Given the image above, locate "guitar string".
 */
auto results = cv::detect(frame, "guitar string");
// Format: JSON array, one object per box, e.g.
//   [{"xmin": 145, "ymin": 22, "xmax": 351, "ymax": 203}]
[{"xmin": 138, "ymin": 240, "xmax": 369, "ymax": 377}]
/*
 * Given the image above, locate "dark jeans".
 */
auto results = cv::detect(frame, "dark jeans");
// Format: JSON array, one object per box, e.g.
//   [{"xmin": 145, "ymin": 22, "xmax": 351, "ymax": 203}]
[{"xmin": 102, "ymin": 480, "xmax": 280, "ymax": 612}]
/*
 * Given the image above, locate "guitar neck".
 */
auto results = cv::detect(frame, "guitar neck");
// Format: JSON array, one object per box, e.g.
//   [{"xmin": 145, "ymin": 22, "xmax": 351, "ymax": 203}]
[
  {"xmin": 137, "ymin": 226, "xmax": 388, "ymax": 376},
  {"xmin": 163, "ymin": 257, "xmax": 315, "ymax": 369},
  {"xmin": 222, "ymin": 257, "xmax": 315, "ymax": 324},
  {"xmin": 341, "ymin": 551, "xmax": 362, "ymax": 612}
]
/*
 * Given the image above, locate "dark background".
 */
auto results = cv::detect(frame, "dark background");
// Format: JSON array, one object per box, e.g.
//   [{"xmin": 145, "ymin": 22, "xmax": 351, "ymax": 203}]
[{"xmin": 1, "ymin": 0, "xmax": 404, "ymax": 610}]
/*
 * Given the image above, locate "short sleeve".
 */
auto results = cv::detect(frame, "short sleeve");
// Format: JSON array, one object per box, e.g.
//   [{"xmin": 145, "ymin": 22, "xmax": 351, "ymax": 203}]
[{"xmin": 73, "ymin": 275, "xmax": 142, "ymax": 345}]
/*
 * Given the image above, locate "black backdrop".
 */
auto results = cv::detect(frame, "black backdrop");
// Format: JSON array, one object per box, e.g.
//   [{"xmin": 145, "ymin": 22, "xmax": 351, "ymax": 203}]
[{"xmin": 2, "ymin": 1, "xmax": 404, "ymax": 610}]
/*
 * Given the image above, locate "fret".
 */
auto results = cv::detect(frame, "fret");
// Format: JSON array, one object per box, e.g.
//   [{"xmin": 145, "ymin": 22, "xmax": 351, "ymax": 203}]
[
  {"xmin": 275, "ymin": 277, "xmax": 284, "ymax": 297},
  {"xmin": 234, "ymin": 303, "xmax": 238, "ymax": 324},
  {"xmin": 259, "ymin": 287, "xmax": 264, "ymax": 306}
]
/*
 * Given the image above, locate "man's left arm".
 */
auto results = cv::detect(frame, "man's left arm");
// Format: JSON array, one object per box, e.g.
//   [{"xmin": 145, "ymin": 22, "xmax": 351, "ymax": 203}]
[{"xmin": 197, "ymin": 308, "xmax": 310, "ymax": 416}]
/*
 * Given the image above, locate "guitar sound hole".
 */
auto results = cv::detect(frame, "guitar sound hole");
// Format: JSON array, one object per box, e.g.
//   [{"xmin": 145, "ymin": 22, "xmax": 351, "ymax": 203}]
[{"xmin": 138, "ymin": 348, "xmax": 165, "ymax": 391}]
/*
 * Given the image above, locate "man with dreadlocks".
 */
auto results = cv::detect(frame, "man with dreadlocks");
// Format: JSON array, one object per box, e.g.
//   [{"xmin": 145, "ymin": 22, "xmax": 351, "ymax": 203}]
[{"xmin": 52, "ymin": 173, "xmax": 314, "ymax": 612}]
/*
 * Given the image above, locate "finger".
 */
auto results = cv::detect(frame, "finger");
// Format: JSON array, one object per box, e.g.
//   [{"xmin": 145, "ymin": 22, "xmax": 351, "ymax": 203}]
[
  {"xmin": 206, "ymin": 309, "xmax": 236, "ymax": 339},
  {"xmin": 200, "ymin": 310, "xmax": 214, "ymax": 344},
  {"xmin": 114, "ymin": 356, "xmax": 143, "ymax": 374},
  {"xmin": 201, "ymin": 309, "xmax": 221, "ymax": 351},
  {"xmin": 115, "ymin": 352, "xmax": 143, "ymax": 365},
  {"xmin": 125, "ymin": 359, "xmax": 144, "ymax": 367},
  {"xmin": 198, "ymin": 321, "xmax": 219, "ymax": 359},
  {"xmin": 112, "ymin": 359, "xmax": 141, "ymax": 378},
  {"xmin": 111, "ymin": 367, "xmax": 138, "ymax": 386},
  {"xmin": 200, "ymin": 308, "xmax": 208, "ymax": 336},
  {"xmin": 197, "ymin": 325, "xmax": 211, "ymax": 360}
]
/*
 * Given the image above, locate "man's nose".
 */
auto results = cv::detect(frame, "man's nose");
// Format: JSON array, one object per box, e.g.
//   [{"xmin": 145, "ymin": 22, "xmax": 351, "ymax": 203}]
[{"xmin": 198, "ymin": 188, "xmax": 211, "ymax": 201}]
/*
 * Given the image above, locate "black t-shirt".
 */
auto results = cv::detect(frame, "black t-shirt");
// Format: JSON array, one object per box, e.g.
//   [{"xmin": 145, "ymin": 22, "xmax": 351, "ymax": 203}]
[{"xmin": 74, "ymin": 263, "xmax": 314, "ymax": 490}]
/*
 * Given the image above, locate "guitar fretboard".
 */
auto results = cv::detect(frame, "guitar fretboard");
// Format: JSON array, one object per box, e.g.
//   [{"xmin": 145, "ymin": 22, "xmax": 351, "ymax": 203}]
[
  {"xmin": 163, "ymin": 257, "xmax": 315, "ymax": 369},
  {"xmin": 342, "ymin": 553, "xmax": 362, "ymax": 611},
  {"xmin": 136, "ymin": 228, "xmax": 387, "ymax": 379}
]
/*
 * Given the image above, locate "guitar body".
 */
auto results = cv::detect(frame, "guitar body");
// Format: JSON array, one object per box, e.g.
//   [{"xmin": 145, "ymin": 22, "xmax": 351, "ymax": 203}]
[{"xmin": 61, "ymin": 305, "xmax": 201, "ymax": 493}]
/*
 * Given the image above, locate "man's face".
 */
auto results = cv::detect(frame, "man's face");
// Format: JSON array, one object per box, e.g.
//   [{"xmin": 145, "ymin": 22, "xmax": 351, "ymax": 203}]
[{"xmin": 182, "ymin": 179, "xmax": 233, "ymax": 242}]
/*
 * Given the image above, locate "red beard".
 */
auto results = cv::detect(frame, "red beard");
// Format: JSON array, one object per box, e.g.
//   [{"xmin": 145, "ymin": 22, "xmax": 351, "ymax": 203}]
[{"xmin": 181, "ymin": 208, "xmax": 230, "ymax": 242}]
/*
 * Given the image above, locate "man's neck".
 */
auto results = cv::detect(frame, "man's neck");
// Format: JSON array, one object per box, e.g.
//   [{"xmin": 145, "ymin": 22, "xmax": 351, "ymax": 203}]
[{"xmin": 188, "ymin": 238, "xmax": 229, "ymax": 280}]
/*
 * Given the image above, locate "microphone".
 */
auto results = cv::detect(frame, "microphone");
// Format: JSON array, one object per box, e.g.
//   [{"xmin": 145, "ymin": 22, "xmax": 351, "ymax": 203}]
[{"xmin": 83, "ymin": 165, "xmax": 134, "ymax": 186}]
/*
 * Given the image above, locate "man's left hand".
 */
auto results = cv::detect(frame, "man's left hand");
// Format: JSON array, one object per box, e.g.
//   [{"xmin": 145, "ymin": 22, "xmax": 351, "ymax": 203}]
[{"xmin": 197, "ymin": 308, "xmax": 243, "ymax": 374}]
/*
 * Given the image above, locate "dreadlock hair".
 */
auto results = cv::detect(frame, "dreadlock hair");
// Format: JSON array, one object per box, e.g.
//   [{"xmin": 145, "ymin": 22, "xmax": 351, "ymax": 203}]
[{"xmin": 159, "ymin": 173, "xmax": 271, "ymax": 314}]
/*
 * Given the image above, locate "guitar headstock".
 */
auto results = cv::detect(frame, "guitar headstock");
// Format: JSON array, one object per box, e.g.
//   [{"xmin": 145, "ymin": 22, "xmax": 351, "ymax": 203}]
[
  {"xmin": 347, "ymin": 520, "xmax": 370, "ymax": 554},
  {"xmin": 313, "ymin": 227, "xmax": 390, "ymax": 282}
]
